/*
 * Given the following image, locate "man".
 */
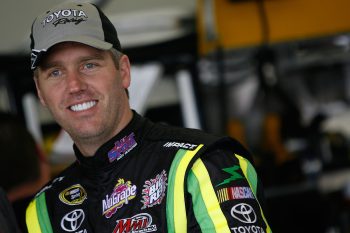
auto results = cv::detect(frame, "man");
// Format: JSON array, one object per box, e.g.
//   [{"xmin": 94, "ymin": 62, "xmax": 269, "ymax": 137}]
[{"xmin": 26, "ymin": 1, "xmax": 272, "ymax": 232}]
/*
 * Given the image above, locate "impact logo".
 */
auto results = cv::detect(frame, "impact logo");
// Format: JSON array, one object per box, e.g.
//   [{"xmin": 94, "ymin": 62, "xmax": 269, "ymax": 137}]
[
  {"xmin": 41, "ymin": 9, "xmax": 88, "ymax": 27},
  {"xmin": 59, "ymin": 184, "xmax": 87, "ymax": 205},
  {"xmin": 163, "ymin": 141, "xmax": 197, "ymax": 150},
  {"xmin": 113, "ymin": 213, "xmax": 157, "ymax": 233},
  {"xmin": 141, "ymin": 170, "xmax": 167, "ymax": 209},
  {"xmin": 102, "ymin": 179, "xmax": 137, "ymax": 218},
  {"xmin": 108, "ymin": 133, "xmax": 137, "ymax": 163}
]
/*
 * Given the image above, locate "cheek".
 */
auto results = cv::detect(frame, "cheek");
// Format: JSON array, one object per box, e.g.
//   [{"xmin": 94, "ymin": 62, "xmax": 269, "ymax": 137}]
[
  {"xmin": 39, "ymin": 87, "xmax": 62, "ymax": 107},
  {"xmin": 102, "ymin": 78, "xmax": 125, "ymax": 104},
  {"xmin": 100, "ymin": 72, "xmax": 124, "ymax": 91}
]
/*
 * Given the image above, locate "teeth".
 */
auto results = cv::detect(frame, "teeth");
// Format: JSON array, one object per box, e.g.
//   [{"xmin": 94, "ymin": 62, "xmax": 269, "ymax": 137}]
[{"xmin": 70, "ymin": 101, "xmax": 96, "ymax": 112}]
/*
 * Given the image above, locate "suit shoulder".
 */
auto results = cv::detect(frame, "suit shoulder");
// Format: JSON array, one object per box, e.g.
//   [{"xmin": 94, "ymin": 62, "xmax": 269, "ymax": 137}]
[
  {"xmin": 146, "ymin": 122, "xmax": 222, "ymax": 145},
  {"xmin": 34, "ymin": 162, "xmax": 78, "ymax": 197}
]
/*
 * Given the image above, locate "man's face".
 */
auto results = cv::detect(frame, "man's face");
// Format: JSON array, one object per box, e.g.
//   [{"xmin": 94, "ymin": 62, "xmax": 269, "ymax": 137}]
[{"xmin": 35, "ymin": 42, "xmax": 131, "ymax": 147}]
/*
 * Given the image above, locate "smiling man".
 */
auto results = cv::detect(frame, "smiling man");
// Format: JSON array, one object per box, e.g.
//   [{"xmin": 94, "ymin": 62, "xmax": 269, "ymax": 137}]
[
  {"xmin": 26, "ymin": 1, "xmax": 272, "ymax": 233},
  {"xmin": 34, "ymin": 42, "xmax": 132, "ymax": 156}
]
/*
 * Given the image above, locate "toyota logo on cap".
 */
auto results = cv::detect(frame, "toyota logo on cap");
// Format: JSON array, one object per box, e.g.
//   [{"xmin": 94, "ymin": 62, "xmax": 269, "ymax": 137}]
[{"xmin": 61, "ymin": 209, "xmax": 85, "ymax": 232}]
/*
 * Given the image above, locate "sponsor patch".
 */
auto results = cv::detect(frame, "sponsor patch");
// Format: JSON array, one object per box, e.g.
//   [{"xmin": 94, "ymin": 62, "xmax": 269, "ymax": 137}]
[
  {"xmin": 30, "ymin": 50, "xmax": 41, "ymax": 70},
  {"xmin": 42, "ymin": 9, "xmax": 87, "ymax": 27},
  {"xmin": 113, "ymin": 213, "xmax": 157, "ymax": 233},
  {"xmin": 59, "ymin": 184, "xmax": 87, "ymax": 205},
  {"xmin": 216, "ymin": 165, "xmax": 243, "ymax": 187},
  {"xmin": 108, "ymin": 133, "xmax": 137, "ymax": 162},
  {"xmin": 102, "ymin": 179, "xmax": 137, "ymax": 218},
  {"xmin": 141, "ymin": 170, "xmax": 167, "ymax": 209},
  {"xmin": 217, "ymin": 186, "xmax": 254, "ymax": 203},
  {"xmin": 163, "ymin": 141, "xmax": 198, "ymax": 150},
  {"xmin": 230, "ymin": 203, "xmax": 266, "ymax": 232},
  {"xmin": 60, "ymin": 209, "xmax": 86, "ymax": 232},
  {"xmin": 231, "ymin": 203, "xmax": 256, "ymax": 223},
  {"xmin": 230, "ymin": 226, "xmax": 266, "ymax": 233}
]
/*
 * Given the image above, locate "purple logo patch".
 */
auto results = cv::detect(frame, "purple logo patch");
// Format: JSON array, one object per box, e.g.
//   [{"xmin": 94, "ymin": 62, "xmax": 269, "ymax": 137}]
[
  {"xmin": 102, "ymin": 179, "xmax": 137, "ymax": 218},
  {"xmin": 108, "ymin": 133, "xmax": 137, "ymax": 162}
]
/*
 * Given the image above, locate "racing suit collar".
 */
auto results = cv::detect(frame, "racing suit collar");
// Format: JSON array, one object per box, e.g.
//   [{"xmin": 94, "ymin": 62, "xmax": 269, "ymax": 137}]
[{"xmin": 73, "ymin": 110, "xmax": 144, "ymax": 170}]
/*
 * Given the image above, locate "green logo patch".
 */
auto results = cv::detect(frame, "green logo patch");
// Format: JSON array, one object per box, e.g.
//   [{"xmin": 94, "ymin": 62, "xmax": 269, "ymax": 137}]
[{"xmin": 216, "ymin": 165, "xmax": 243, "ymax": 187}]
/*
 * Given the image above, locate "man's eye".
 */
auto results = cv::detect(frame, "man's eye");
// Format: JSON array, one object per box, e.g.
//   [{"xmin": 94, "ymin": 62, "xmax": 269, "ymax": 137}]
[
  {"xmin": 49, "ymin": 69, "xmax": 61, "ymax": 77},
  {"xmin": 84, "ymin": 63, "xmax": 96, "ymax": 69}
]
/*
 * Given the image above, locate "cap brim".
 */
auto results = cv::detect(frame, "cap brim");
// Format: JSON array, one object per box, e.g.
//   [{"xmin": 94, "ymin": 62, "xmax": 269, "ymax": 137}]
[{"xmin": 31, "ymin": 35, "xmax": 113, "ymax": 70}]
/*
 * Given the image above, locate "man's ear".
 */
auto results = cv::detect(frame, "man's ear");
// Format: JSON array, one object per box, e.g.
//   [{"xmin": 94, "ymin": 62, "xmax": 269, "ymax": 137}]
[
  {"xmin": 119, "ymin": 55, "xmax": 131, "ymax": 89},
  {"xmin": 34, "ymin": 77, "xmax": 47, "ymax": 107}
]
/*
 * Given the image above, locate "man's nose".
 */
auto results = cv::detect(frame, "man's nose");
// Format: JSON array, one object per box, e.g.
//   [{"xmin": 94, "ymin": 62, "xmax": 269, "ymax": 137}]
[{"xmin": 66, "ymin": 71, "xmax": 88, "ymax": 93}]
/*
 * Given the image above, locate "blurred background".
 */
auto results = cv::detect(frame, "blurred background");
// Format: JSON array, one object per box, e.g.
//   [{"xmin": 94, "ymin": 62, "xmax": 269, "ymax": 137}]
[{"xmin": 1, "ymin": 0, "xmax": 350, "ymax": 232}]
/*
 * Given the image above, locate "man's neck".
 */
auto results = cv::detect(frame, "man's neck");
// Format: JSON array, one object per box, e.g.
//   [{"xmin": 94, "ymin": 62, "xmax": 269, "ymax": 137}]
[{"xmin": 74, "ymin": 109, "xmax": 133, "ymax": 156}]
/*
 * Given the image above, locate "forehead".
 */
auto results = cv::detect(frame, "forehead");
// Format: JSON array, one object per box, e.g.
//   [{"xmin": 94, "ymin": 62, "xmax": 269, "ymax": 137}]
[{"xmin": 39, "ymin": 42, "xmax": 108, "ymax": 66}]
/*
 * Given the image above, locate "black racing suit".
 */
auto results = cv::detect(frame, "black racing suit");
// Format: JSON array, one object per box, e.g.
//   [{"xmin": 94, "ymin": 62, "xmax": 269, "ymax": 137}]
[{"xmin": 26, "ymin": 111, "xmax": 272, "ymax": 233}]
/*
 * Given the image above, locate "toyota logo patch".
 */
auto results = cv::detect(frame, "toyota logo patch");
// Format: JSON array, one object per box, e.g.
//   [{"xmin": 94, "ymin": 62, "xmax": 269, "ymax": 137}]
[
  {"xmin": 61, "ymin": 209, "xmax": 85, "ymax": 232},
  {"xmin": 230, "ymin": 203, "xmax": 256, "ymax": 224}
]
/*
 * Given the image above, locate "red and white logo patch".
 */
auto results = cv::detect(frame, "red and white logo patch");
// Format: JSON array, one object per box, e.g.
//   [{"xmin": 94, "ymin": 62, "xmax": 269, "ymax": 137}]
[
  {"xmin": 113, "ymin": 213, "xmax": 157, "ymax": 233},
  {"xmin": 141, "ymin": 170, "xmax": 167, "ymax": 209}
]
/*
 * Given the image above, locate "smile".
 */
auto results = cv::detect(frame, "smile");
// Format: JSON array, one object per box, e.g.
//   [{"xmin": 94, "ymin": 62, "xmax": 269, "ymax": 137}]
[{"xmin": 70, "ymin": 101, "xmax": 97, "ymax": 112}]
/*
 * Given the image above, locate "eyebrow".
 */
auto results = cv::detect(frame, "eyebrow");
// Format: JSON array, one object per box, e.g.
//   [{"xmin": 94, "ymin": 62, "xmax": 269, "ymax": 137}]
[
  {"xmin": 80, "ymin": 53, "xmax": 106, "ymax": 63},
  {"xmin": 40, "ymin": 52, "xmax": 107, "ymax": 70}
]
